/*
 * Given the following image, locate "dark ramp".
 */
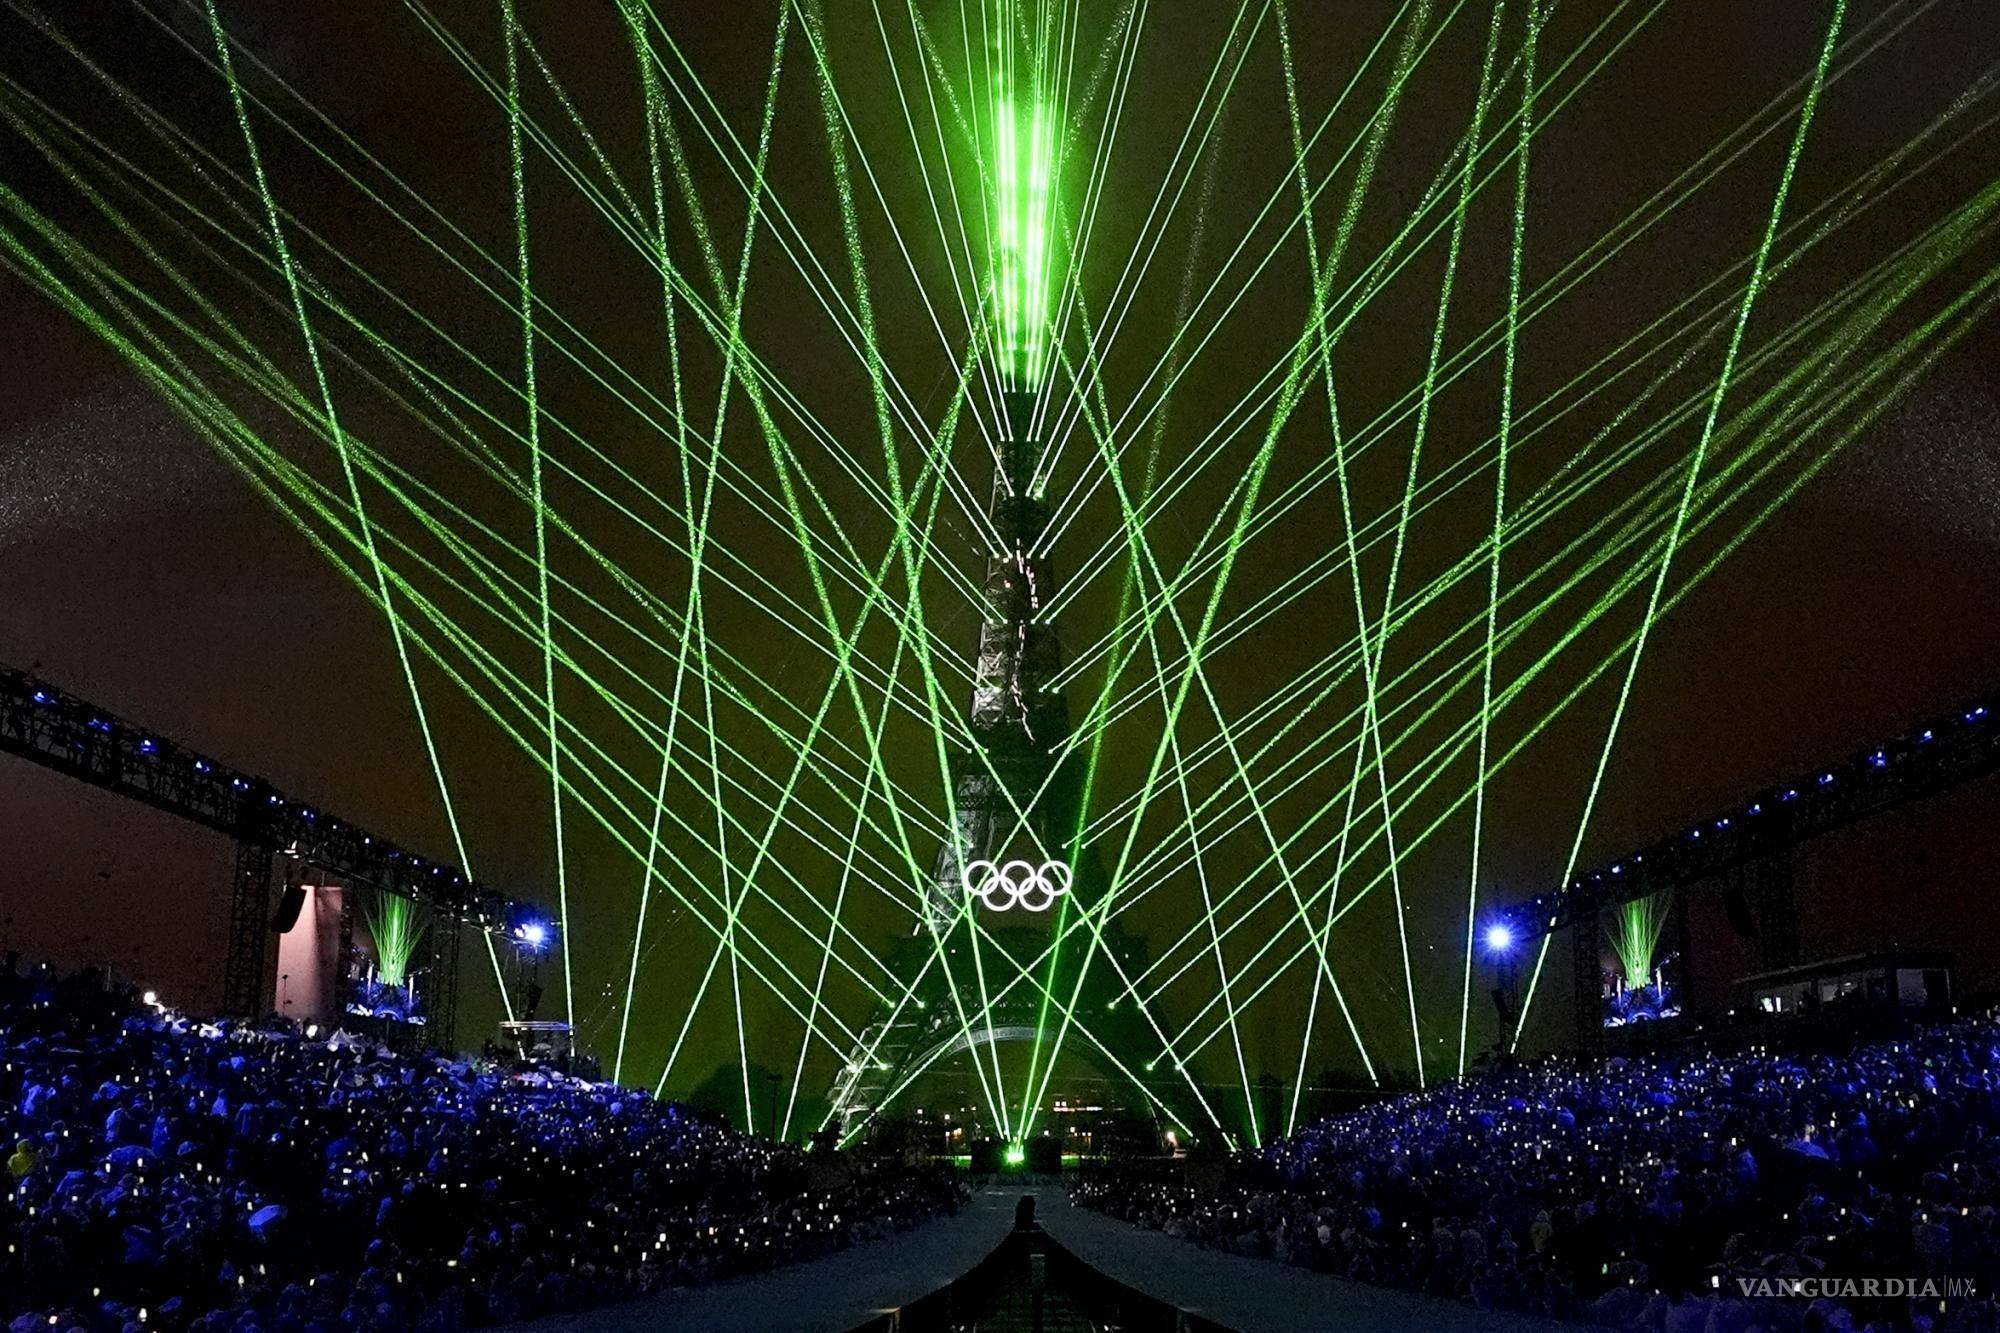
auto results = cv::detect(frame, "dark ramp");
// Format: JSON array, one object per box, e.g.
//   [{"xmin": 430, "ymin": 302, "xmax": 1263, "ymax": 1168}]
[{"xmin": 847, "ymin": 1196, "xmax": 1232, "ymax": 1332}]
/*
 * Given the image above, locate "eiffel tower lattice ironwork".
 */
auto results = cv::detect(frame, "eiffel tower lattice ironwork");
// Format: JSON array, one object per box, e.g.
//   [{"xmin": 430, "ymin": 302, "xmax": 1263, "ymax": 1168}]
[{"xmin": 826, "ymin": 392, "xmax": 1182, "ymax": 1139}]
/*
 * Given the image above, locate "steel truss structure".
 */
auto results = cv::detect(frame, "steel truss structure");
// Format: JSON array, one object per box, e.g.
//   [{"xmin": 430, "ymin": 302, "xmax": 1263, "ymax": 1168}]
[
  {"xmin": 0, "ymin": 662, "xmax": 543, "ymax": 1043},
  {"xmin": 1494, "ymin": 689, "xmax": 2000, "ymax": 1042}
]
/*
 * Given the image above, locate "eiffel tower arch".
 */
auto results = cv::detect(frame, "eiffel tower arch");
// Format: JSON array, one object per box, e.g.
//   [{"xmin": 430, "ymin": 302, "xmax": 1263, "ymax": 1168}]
[{"xmin": 827, "ymin": 391, "xmax": 1204, "ymax": 1142}]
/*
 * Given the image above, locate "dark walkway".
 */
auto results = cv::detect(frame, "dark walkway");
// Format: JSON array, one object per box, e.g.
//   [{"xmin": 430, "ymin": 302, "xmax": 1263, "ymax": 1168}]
[
  {"xmin": 1035, "ymin": 1188, "xmax": 1578, "ymax": 1333},
  {"xmin": 517, "ymin": 1189, "xmax": 1017, "ymax": 1333}
]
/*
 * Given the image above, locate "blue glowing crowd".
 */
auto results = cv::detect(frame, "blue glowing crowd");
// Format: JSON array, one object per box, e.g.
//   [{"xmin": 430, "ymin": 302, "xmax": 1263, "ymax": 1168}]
[
  {"xmin": 2, "ymin": 960, "xmax": 965, "ymax": 1332},
  {"xmin": 1075, "ymin": 1018, "xmax": 2000, "ymax": 1332}
]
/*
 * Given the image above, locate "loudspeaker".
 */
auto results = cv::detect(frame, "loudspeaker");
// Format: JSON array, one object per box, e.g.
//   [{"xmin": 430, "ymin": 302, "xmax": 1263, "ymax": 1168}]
[
  {"xmin": 1027, "ymin": 1136, "xmax": 1063, "ymax": 1174},
  {"xmin": 968, "ymin": 1138, "xmax": 1000, "ymax": 1173},
  {"xmin": 271, "ymin": 883, "xmax": 308, "ymax": 934}
]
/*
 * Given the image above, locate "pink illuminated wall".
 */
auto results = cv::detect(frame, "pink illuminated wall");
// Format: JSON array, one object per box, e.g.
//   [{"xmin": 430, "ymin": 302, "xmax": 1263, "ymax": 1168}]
[{"xmin": 271, "ymin": 885, "xmax": 342, "ymax": 1025}]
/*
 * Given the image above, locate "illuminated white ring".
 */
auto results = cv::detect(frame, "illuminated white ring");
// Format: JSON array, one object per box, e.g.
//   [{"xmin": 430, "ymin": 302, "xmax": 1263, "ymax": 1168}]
[
  {"xmin": 961, "ymin": 859, "xmax": 1005, "ymax": 911},
  {"xmin": 960, "ymin": 858, "xmax": 1071, "ymax": 911},
  {"xmin": 1017, "ymin": 859, "xmax": 1071, "ymax": 912},
  {"xmin": 1001, "ymin": 859, "xmax": 1052, "ymax": 912}
]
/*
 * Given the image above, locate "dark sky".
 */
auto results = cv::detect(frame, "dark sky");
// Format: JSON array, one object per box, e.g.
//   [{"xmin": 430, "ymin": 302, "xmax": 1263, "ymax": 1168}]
[{"xmin": 3, "ymin": 0, "xmax": 1999, "ymax": 1130}]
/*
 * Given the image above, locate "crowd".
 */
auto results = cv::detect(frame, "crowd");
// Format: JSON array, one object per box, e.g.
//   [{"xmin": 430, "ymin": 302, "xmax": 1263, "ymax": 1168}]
[
  {"xmin": 2, "ymin": 959, "xmax": 966, "ymax": 1332},
  {"xmin": 1074, "ymin": 1018, "xmax": 2000, "ymax": 1331}
]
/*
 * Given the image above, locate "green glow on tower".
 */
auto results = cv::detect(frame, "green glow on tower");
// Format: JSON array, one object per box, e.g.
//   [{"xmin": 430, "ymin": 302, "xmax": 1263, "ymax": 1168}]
[{"xmin": 994, "ymin": 93, "xmax": 1055, "ymax": 386}]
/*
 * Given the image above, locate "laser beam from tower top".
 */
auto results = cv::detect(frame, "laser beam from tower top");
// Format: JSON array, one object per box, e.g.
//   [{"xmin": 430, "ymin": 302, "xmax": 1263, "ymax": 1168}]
[{"xmin": 993, "ymin": 91, "xmax": 1057, "ymax": 390}]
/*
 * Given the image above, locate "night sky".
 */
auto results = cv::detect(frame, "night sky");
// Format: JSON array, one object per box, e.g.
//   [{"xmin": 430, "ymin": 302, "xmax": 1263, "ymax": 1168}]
[{"xmin": 3, "ymin": 0, "xmax": 2000, "ymax": 1129}]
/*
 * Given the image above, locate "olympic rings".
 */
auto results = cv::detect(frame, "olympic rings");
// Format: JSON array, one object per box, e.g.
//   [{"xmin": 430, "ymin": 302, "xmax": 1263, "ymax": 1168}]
[{"xmin": 961, "ymin": 858, "xmax": 1072, "ymax": 912}]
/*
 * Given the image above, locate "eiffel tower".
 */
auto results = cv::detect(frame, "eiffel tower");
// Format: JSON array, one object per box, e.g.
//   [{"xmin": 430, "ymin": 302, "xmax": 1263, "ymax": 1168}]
[
  {"xmin": 925, "ymin": 389, "xmax": 1073, "ymax": 933},
  {"xmin": 827, "ymin": 390, "xmax": 1176, "ymax": 1138}
]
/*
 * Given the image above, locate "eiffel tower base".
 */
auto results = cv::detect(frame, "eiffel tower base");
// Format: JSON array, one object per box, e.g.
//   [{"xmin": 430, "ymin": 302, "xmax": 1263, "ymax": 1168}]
[{"xmin": 825, "ymin": 915, "xmax": 1208, "ymax": 1145}]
